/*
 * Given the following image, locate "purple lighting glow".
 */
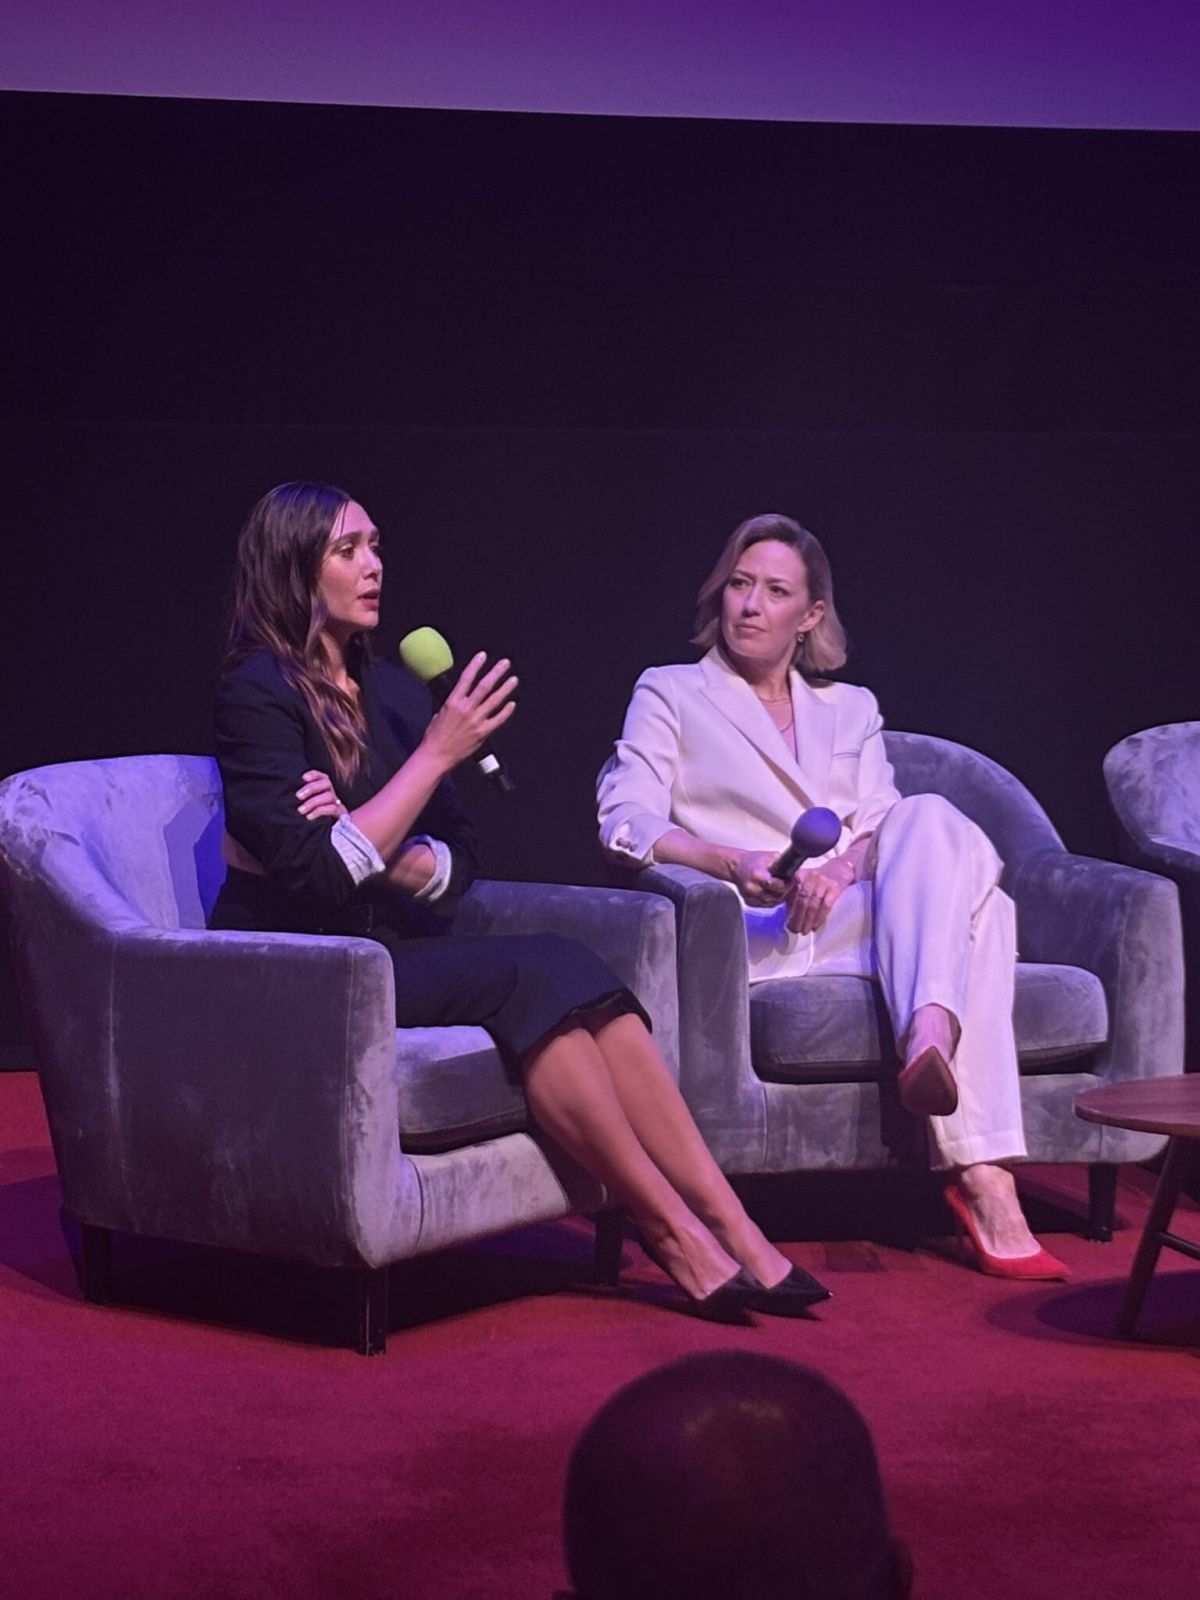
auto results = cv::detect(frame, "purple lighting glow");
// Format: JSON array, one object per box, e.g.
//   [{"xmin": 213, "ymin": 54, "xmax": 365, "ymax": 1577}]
[{"xmin": 3, "ymin": 0, "xmax": 1200, "ymax": 130}]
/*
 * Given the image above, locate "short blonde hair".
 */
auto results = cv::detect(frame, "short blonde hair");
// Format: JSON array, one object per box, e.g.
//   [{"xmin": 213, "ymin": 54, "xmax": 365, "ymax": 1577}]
[{"xmin": 691, "ymin": 514, "xmax": 848, "ymax": 676}]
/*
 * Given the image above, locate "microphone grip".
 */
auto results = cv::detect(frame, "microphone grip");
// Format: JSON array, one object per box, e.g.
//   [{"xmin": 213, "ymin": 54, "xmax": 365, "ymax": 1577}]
[
  {"xmin": 768, "ymin": 843, "xmax": 805, "ymax": 880},
  {"xmin": 477, "ymin": 751, "xmax": 516, "ymax": 793},
  {"xmin": 425, "ymin": 670, "xmax": 516, "ymax": 794},
  {"xmin": 426, "ymin": 669, "xmax": 457, "ymax": 701}
]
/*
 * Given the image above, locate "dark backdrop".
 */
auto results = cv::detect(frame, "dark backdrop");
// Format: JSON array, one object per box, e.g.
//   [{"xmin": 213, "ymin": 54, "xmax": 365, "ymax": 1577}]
[{"xmin": 2, "ymin": 91, "xmax": 1198, "ymax": 1049}]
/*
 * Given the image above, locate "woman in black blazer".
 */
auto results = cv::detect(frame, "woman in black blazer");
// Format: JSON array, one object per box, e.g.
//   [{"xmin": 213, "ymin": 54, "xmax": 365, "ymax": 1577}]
[{"xmin": 209, "ymin": 481, "xmax": 827, "ymax": 1315}]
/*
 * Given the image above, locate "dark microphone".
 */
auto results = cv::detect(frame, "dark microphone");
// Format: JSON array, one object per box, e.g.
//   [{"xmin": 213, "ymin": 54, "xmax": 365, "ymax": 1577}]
[
  {"xmin": 399, "ymin": 626, "xmax": 516, "ymax": 794},
  {"xmin": 769, "ymin": 807, "xmax": 842, "ymax": 880}
]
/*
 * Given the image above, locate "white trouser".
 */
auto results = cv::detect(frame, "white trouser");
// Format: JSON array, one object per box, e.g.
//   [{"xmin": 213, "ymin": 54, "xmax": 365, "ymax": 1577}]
[{"xmin": 805, "ymin": 793, "xmax": 1027, "ymax": 1170}]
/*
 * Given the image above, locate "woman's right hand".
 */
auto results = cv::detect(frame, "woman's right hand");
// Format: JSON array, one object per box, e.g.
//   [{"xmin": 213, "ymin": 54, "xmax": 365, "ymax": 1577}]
[
  {"xmin": 730, "ymin": 850, "xmax": 790, "ymax": 907},
  {"xmin": 418, "ymin": 652, "xmax": 518, "ymax": 773}
]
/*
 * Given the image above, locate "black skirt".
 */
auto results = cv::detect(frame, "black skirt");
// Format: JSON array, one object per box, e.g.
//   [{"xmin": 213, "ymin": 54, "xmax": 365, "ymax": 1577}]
[{"xmin": 372, "ymin": 927, "xmax": 647, "ymax": 1067}]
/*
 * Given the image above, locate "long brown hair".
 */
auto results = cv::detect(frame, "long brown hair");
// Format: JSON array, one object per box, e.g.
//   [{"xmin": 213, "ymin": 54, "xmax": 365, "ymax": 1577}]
[
  {"xmin": 224, "ymin": 481, "xmax": 369, "ymax": 784},
  {"xmin": 691, "ymin": 513, "xmax": 848, "ymax": 677}
]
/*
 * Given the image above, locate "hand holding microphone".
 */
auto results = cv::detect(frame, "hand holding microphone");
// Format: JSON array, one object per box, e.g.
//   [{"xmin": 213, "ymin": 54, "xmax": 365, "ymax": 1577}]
[
  {"xmin": 769, "ymin": 806, "xmax": 852, "ymax": 936},
  {"xmin": 769, "ymin": 807, "xmax": 842, "ymax": 879},
  {"xmin": 400, "ymin": 627, "xmax": 518, "ymax": 792},
  {"xmin": 732, "ymin": 806, "xmax": 843, "ymax": 908}
]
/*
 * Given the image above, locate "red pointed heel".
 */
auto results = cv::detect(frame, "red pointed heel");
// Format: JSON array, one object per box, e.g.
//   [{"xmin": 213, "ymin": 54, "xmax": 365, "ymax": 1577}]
[
  {"xmin": 944, "ymin": 1183, "xmax": 1070, "ymax": 1281},
  {"xmin": 897, "ymin": 1046, "xmax": 958, "ymax": 1117}
]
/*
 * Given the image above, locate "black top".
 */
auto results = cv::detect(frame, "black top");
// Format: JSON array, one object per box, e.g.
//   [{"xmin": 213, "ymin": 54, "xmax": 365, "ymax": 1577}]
[{"xmin": 209, "ymin": 649, "xmax": 479, "ymax": 939}]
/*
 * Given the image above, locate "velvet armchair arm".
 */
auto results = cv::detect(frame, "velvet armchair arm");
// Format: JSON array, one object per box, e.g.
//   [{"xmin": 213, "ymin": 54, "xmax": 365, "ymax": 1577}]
[
  {"xmin": 68, "ymin": 925, "xmax": 415, "ymax": 1269},
  {"xmin": 633, "ymin": 864, "xmax": 763, "ymax": 1162}
]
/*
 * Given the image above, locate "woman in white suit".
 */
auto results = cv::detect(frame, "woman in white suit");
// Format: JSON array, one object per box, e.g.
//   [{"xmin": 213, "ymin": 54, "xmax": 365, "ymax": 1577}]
[{"xmin": 597, "ymin": 513, "xmax": 1067, "ymax": 1279}]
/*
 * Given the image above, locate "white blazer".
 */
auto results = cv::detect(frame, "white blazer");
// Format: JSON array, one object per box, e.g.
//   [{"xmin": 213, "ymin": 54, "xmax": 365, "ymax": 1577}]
[{"xmin": 596, "ymin": 647, "xmax": 901, "ymax": 977}]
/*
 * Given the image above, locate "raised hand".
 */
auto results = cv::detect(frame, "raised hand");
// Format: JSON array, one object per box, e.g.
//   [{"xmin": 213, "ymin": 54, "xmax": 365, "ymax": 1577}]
[{"xmin": 419, "ymin": 652, "xmax": 518, "ymax": 773}]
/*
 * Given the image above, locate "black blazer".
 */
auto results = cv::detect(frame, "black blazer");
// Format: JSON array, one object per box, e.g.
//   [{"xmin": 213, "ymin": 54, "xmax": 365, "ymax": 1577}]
[{"xmin": 210, "ymin": 649, "xmax": 479, "ymax": 938}]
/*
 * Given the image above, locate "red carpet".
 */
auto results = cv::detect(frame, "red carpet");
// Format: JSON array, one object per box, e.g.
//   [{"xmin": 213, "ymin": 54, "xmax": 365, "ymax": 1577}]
[{"xmin": 2, "ymin": 1070, "xmax": 1197, "ymax": 1600}]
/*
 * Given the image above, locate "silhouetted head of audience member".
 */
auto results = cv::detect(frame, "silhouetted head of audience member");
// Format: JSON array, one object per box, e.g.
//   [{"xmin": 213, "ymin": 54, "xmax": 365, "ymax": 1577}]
[{"xmin": 562, "ymin": 1350, "xmax": 911, "ymax": 1600}]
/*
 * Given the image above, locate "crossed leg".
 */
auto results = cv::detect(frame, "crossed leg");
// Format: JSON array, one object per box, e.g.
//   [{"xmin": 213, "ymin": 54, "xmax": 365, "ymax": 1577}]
[
  {"xmin": 818, "ymin": 794, "xmax": 1046, "ymax": 1261},
  {"xmin": 522, "ymin": 1013, "xmax": 794, "ymax": 1297}
]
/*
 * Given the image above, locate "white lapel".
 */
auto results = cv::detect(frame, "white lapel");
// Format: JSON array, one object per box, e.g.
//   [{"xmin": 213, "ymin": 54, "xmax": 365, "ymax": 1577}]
[
  {"xmin": 788, "ymin": 670, "xmax": 837, "ymax": 812},
  {"xmin": 697, "ymin": 648, "xmax": 836, "ymax": 808}
]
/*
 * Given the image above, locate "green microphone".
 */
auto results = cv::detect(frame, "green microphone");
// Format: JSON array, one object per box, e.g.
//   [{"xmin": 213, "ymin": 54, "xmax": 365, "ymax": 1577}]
[
  {"xmin": 399, "ymin": 625, "xmax": 455, "ymax": 686},
  {"xmin": 399, "ymin": 626, "xmax": 516, "ymax": 793}
]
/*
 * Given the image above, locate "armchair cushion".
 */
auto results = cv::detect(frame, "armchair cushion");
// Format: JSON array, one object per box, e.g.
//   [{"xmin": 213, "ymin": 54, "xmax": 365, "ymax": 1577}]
[
  {"xmin": 395, "ymin": 1025, "xmax": 527, "ymax": 1151},
  {"xmin": 1009, "ymin": 964, "xmax": 1109, "ymax": 1066},
  {"xmin": 750, "ymin": 964, "xmax": 1108, "ymax": 1085}
]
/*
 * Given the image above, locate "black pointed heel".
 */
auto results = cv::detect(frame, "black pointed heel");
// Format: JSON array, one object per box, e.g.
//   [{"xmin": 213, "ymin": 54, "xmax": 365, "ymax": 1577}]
[
  {"xmin": 631, "ymin": 1229, "xmax": 755, "ymax": 1324},
  {"xmin": 732, "ymin": 1264, "xmax": 831, "ymax": 1317}
]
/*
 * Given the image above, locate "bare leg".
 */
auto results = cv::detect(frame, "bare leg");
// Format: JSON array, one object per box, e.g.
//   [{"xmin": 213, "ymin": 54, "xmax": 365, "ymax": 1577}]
[
  {"xmin": 589, "ymin": 1013, "xmax": 794, "ymax": 1290},
  {"xmin": 955, "ymin": 1163, "xmax": 1040, "ymax": 1259},
  {"xmin": 522, "ymin": 1026, "xmax": 741, "ymax": 1299},
  {"xmin": 894, "ymin": 1002, "xmax": 960, "ymax": 1117},
  {"xmin": 902, "ymin": 1002, "xmax": 958, "ymax": 1068}
]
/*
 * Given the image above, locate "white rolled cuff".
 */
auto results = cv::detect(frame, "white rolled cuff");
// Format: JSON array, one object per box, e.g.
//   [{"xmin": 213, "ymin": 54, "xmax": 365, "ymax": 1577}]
[
  {"xmin": 408, "ymin": 834, "xmax": 454, "ymax": 903},
  {"xmin": 331, "ymin": 814, "xmax": 386, "ymax": 886},
  {"xmin": 600, "ymin": 812, "xmax": 675, "ymax": 867}
]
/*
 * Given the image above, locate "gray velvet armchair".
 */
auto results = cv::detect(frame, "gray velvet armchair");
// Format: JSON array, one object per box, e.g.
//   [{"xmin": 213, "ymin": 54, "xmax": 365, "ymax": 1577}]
[
  {"xmin": 0, "ymin": 754, "xmax": 679, "ymax": 1353},
  {"xmin": 639, "ymin": 731, "xmax": 1184, "ymax": 1240},
  {"xmin": 1105, "ymin": 721, "xmax": 1200, "ymax": 1069}
]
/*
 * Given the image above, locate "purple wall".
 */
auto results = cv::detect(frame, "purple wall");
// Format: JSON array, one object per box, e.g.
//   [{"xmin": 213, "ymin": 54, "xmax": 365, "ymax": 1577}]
[{"xmin": 3, "ymin": 0, "xmax": 1200, "ymax": 129}]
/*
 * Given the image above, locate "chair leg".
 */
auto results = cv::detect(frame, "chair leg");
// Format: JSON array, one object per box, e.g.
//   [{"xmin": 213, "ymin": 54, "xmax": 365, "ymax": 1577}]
[
  {"xmin": 1086, "ymin": 1163, "xmax": 1118, "ymax": 1243},
  {"xmin": 592, "ymin": 1208, "xmax": 627, "ymax": 1286},
  {"xmin": 355, "ymin": 1266, "xmax": 390, "ymax": 1356},
  {"xmin": 79, "ymin": 1223, "xmax": 113, "ymax": 1304}
]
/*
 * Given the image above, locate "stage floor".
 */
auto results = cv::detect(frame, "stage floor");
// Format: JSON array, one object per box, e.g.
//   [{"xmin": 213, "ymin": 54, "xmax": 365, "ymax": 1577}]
[{"xmin": 2, "ymin": 1070, "xmax": 1197, "ymax": 1600}]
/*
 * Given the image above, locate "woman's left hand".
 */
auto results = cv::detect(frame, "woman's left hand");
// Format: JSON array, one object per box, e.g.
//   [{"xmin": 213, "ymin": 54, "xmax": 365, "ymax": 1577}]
[
  {"xmin": 786, "ymin": 862, "xmax": 854, "ymax": 935},
  {"xmin": 296, "ymin": 769, "xmax": 346, "ymax": 822}
]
